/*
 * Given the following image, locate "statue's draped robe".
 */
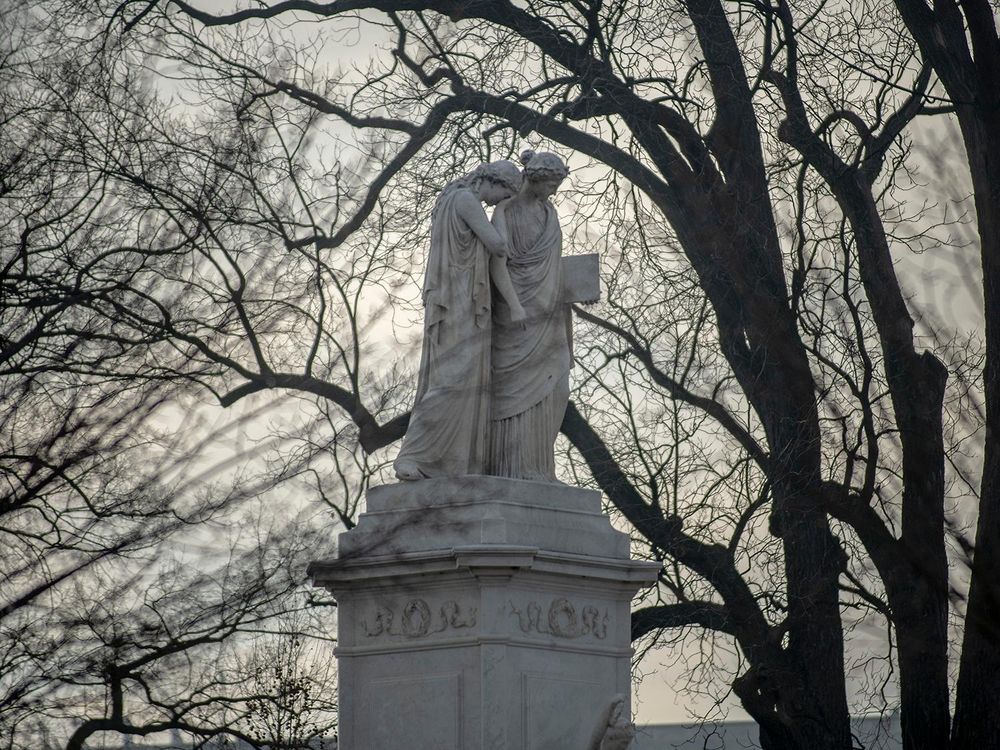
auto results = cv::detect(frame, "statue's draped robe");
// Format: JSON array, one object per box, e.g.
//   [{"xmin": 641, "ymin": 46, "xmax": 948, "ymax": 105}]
[
  {"xmin": 394, "ymin": 187, "xmax": 493, "ymax": 477},
  {"xmin": 489, "ymin": 199, "xmax": 571, "ymax": 480}
]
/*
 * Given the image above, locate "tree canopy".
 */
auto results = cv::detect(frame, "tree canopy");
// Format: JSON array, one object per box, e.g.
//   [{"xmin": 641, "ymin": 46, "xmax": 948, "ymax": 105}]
[{"xmin": 2, "ymin": 1, "xmax": 999, "ymax": 748}]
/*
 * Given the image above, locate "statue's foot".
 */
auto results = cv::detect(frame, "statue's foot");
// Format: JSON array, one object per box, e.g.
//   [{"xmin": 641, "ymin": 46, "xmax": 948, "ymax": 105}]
[
  {"xmin": 509, "ymin": 304, "xmax": 528, "ymax": 323},
  {"xmin": 394, "ymin": 458, "xmax": 424, "ymax": 481}
]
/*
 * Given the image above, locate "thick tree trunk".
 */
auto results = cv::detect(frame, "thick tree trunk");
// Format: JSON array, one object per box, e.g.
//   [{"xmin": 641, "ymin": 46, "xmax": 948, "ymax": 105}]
[
  {"xmin": 688, "ymin": 203, "xmax": 851, "ymax": 749},
  {"xmin": 732, "ymin": 414, "xmax": 850, "ymax": 750},
  {"xmin": 951, "ymin": 110, "xmax": 1000, "ymax": 750},
  {"xmin": 884, "ymin": 3, "xmax": 1000, "ymax": 744},
  {"xmin": 834, "ymin": 181, "xmax": 951, "ymax": 750},
  {"xmin": 666, "ymin": 3, "xmax": 855, "ymax": 731},
  {"xmin": 765, "ymin": 338, "xmax": 852, "ymax": 750},
  {"xmin": 893, "ymin": 354, "xmax": 950, "ymax": 750}
]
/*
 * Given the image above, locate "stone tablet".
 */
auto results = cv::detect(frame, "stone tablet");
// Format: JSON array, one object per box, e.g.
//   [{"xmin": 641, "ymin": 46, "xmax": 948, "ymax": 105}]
[{"xmin": 562, "ymin": 253, "xmax": 600, "ymax": 304}]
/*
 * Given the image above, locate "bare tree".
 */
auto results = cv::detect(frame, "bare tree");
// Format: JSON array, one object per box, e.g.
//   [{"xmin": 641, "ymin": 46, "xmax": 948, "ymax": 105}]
[
  {"xmin": 1, "ymin": 8, "xmax": 344, "ymax": 749},
  {"xmin": 4, "ymin": 0, "xmax": 997, "ymax": 748}
]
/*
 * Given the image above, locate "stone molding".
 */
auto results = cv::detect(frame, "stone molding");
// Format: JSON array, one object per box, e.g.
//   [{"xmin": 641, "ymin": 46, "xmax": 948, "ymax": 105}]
[
  {"xmin": 310, "ymin": 545, "xmax": 660, "ymax": 592},
  {"xmin": 362, "ymin": 599, "xmax": 478, "ymax": 639}
]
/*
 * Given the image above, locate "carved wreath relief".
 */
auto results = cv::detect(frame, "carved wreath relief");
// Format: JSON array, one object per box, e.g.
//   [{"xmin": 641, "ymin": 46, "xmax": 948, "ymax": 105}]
[
  {"xmin": 507, "ymin": 597, "xmax": 609, "ymax": 640},
  {"xmin": 363, "ymin": 599, "xmax": 477, "ymax": 638}
]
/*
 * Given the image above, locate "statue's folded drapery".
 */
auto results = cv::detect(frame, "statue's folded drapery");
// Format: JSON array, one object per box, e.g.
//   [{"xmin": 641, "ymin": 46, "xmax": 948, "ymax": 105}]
[
  {"xmin": 394, "ymin": 188, "xmax": 493, "ymax": 477},
  {"xmin": 489, "ymin": 199, "xmax": 571, "ymax": 481}
]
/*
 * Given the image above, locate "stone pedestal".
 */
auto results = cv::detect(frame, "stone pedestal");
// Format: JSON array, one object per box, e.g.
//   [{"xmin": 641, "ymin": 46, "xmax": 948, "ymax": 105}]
[{"xmin": 309, "ymin": 476, "xmax": 659, "ymax": 750}]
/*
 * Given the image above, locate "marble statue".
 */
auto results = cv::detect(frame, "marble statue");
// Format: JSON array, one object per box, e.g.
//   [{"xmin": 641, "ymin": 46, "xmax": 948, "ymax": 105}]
[
  {"xmin": 393, "ymin": 161, "xmax": 525, "ymax": 480},
  {"xmin": 587, "ymin": 694, "xmax": 636, "ymax": 750},
  {"xmin": 394, "ymin": 151, "xmax": 595, "ymax": 483},
  {"xmin": 488, "ymin": 150, "xmax": 572, "ymax": 481}
]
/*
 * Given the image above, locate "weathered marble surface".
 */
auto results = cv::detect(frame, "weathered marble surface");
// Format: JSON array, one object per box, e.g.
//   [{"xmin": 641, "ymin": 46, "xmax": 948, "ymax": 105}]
[
  {"xmin": 309, "ymin": 477, "xmax": 658, "ymax": 750},
  {"xmin": 337, "ymin": 475, "xmax": 627, "ymax": 559}
]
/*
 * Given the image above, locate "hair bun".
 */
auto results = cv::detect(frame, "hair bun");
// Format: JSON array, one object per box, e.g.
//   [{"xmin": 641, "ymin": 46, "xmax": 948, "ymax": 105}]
[{"xmin": 519, "ymin": 149, "xmax": 535, "ymax": 166}]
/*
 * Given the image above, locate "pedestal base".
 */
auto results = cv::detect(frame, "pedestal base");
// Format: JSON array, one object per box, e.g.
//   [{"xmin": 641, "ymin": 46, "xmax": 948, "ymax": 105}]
[{"xmin": 309, "ymin": 477, "xmax": 658, "ymax": 750}]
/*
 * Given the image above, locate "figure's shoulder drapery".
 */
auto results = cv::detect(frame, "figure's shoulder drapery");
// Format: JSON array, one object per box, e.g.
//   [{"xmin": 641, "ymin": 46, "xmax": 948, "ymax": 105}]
[{"xmin": 423, "ymin": 187, "xmax": 491, "ymax": 338}]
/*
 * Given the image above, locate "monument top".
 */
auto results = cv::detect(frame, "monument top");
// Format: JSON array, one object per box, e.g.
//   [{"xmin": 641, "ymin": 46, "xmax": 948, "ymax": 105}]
[{"xmin": 393, "ymin": 152, "xmax": 597, "ymax": 484}]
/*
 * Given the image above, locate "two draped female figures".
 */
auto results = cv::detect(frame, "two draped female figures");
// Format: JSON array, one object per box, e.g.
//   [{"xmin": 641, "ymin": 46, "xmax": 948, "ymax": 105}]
[{"xmin": 393, "ymin": 151, "xmax": 573, "ymax": 482}]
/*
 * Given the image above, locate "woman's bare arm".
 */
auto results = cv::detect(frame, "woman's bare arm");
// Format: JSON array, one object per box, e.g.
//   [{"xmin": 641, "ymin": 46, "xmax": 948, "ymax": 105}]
[
  {"xmin": 455, "ymin": 192, "xmax": 526, "ymax": 321},
  {"xmin": 454, "ymin": 190, "xmax": 507, "ymax": 256}
]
